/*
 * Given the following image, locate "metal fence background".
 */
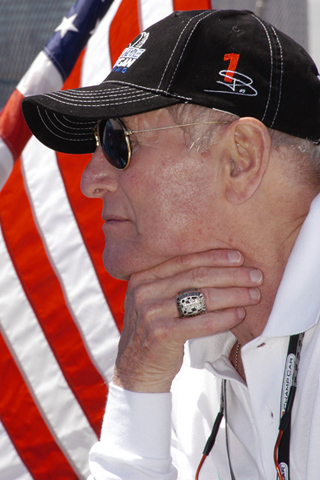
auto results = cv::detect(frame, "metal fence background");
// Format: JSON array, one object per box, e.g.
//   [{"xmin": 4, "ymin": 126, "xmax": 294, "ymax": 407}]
[{"xmin": 0, "ymin": 0, "xmax": 73, "ymax": 109}]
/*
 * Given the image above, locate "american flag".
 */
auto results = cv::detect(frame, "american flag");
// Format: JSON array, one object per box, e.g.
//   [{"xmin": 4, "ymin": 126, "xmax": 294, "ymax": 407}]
[{"xmin": 0, "ymin": 0, "xmax": 317, "ymax": 478}]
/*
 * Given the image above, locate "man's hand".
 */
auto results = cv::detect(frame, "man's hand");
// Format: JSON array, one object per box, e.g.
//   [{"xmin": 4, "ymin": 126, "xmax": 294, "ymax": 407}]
[{"xmin": 113, "ymin": 250, "xmax": 262, "ymax": 393}]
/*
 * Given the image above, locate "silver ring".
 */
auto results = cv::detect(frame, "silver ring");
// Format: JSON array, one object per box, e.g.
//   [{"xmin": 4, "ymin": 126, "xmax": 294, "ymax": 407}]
[{"xmin": 176, "ymin": 289, "xmax": 206, "ymax": 318}]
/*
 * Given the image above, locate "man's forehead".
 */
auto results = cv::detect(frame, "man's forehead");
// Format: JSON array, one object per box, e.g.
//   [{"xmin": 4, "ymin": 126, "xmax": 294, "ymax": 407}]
[{"xmin": 121, "ymin": 108, "xmax": 173, "ymax": 128}]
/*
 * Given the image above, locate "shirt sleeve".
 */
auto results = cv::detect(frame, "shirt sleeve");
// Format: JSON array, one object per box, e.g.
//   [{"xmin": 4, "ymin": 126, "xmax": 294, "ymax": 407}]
[{"xmin": 88, "ymin": 383, "xmax": 178, "ymax": 480}]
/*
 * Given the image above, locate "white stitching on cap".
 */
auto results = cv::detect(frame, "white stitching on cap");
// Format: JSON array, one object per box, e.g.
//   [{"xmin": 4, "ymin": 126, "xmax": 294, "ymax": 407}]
[
  {"xmin": 157, "ymin": 17, "xmax": 194, "ymax": 89},
  {"xmin": 45, "ymin": 93, "xmax": 151, "ymax": 106},
  {"xmin": 45, "ymin": 86, "xmax": 152, "ymax": 105},
  {"xmin": 48, "ymin": 85, "xmax": 135, "ymax": 100},
  {"xmin": 58, "ymin": 116, "xmax": 96, "ymax": 126},
  {"xmin": 44, "ymin": 90, "xmax": 159, "ymax": 108},
  {"xmin": 102, "ymin": 80, "xmax": 193, "ymax": 101},
  {"xmin": 55, "ymin": 92, "xmax": 147, "ymax": 102},
  {"xmin": 157, "ymin": 11, "xmax": 212, "ymax": 91},
  {"xmin": 47, "ymin": 111, "xmax": 93, "ymax": 137},
  {"xmin": 251, "ymin": 14, "xmax": 273, "ymax": 123},
  {"xmin": 52, "ymin": 112, "xmax": 94, "ymax": 132},
  {"xmin": 37, "ymin": 106, "xmax": 93, "ymax": 142},
  {"xmin": 269, "ymin": 25, "xmax": 283, "ymax": 127},
  {"xmin": 167, "ymin": 11, "xmax": 214, "ymax": 91}
]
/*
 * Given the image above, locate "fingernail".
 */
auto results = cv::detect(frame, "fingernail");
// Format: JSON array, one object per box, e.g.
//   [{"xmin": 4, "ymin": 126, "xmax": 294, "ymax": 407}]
[
  {"xmin": 249, "ymin": 269, "xmax": 263, "ymax": 284},
  {"xmin": 237, "ymin": 307, "xmax": 246, "ymax": 319},
  {"xmin": 228, "ymin": 251, "xmax": 242, "ymax": 264},
  {"xmin": 249, "ymin": 287, "xmax": 261, "ymax": 301}
]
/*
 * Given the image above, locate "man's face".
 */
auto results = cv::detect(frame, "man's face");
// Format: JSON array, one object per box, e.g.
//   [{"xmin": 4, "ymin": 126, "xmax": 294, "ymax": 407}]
[{"xmin": 81, "ymin": 108, "xmax": 226, "ymax": 279}]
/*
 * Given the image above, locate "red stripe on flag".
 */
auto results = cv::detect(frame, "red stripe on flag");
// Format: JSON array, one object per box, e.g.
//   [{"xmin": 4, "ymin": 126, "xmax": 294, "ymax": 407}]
[
  {"xmin": 0, "ymin": 331, "xmax": 78, "ymax": 480},
  {"xmin": 0, "ymin": 160, "xmax": 107, "ymax": 435},
  {"xmin": 173, "ymin": 0, "xmax": 212, "ymax": 10},
  {"xmin": 0, "ymin": 90, "xmax": 32, "ymax": 162},
  {"xmin": 109, "ymin": 0, "xmax": 141, "ymax": 66},
  {"xmin": 57, "ymin": 152, "xmax": 127, "ymax": 332}
]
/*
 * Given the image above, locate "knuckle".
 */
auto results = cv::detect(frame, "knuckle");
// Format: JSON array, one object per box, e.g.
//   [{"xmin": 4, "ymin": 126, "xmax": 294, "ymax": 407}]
[
  {"xmin": 138, "ymin": 303, "xmax": 154, "ymax": 327},
  {"xmin": 129, "ymin": 270, "xmax": 145, "ymax": 289},
  {"xmin": 207, "ymin": 249, "xmax": 225, "ymax": 263},
  {"xmin": 133, "ymin": 283, "xmax": 150, "ymax": 309},
  {"xmin": 177, "ymin": 253, "xmax": 194, "ymax": 269},
  {"xmin": 132, "ymin": 295, "xmax": 166, "ymax": 330},
  {"xmin": 152, "ymin": 321, "xmax": 171, "ymax": 341},
  {"xmin": 191, "ymin": 266, "xmax": 209, "ymax": 283}
]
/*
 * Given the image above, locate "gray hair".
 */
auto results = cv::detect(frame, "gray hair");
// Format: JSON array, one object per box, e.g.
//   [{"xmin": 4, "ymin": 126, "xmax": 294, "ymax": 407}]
[
  {"xmin": 167, "ymin": 103, "xmax": 234, "ymax": 153},
  {"xmin": 269, "ymin": 129, "xmax": 320, "ymax": 187},
  {"xmin": 167, "ymin": 104, "xmax": 320, "ymax": 187}
]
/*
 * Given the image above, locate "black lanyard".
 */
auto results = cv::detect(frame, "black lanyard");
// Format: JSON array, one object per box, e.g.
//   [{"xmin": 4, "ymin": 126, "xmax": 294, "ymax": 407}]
[
  {"xmin": 275, "ymin": 332, "xmax": 304, "ymax": 480},
  {"xmin": 195, "ymin": 333, "xmax": 305, "ymax": 480}
]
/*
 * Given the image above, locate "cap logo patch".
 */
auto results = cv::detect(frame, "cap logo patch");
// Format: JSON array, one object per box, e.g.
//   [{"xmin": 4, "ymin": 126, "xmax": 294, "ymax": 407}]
[
  {"xmin": 204, "ymin": 52, "xmax": 258, "ymax": 97},
  {"xmin": 113, "ymin": 32, "xmax": 149, "ymax": 74}
]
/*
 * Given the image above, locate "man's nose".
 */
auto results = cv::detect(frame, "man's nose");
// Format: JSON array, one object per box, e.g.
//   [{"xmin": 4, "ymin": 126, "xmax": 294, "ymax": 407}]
[{"xmin": 81, "ymin": 148, "xmax": 118, "ymax": 198}]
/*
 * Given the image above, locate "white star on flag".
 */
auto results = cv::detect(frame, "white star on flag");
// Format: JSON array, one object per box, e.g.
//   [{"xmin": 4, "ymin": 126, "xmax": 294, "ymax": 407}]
[{"xmin": 55, "ymin": 13, "xmax": 79, "ymax": 38}]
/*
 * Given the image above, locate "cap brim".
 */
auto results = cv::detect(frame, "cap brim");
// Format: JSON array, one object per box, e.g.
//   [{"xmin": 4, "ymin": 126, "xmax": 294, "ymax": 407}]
[{"xmin": 22, "ymin": 81, "xmax": 180, "ymax": 154}]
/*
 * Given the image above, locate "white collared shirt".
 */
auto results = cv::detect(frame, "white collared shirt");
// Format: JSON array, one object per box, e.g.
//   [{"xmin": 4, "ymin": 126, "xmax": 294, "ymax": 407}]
[{"xmin": 89, "ymin": 194, "xmax": 320, "ymax": 480}]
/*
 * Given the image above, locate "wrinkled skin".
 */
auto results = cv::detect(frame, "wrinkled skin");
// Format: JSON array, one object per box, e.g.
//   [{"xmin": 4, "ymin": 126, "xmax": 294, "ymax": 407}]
[{"xmin": 81, "ymin": 109, "xmax": 263, "ymax": 391}]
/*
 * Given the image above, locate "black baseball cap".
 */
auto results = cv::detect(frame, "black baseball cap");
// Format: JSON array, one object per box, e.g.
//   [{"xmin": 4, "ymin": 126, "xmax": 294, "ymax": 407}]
[{"xmin": 22, "ymin": 9, "xmax": 320, "ymax": 153}]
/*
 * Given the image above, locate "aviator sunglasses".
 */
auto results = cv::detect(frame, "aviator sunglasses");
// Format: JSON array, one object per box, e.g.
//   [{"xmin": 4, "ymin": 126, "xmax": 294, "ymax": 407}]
[{"xmin": 93, "ymin": 117, "xmax": 229, "ymax": 170}]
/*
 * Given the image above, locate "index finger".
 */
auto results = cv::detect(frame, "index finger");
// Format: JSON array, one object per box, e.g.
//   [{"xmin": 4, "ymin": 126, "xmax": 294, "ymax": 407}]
[{"xmin": 145, "ymin": 249, "xmax": 244, "ymax": 280}]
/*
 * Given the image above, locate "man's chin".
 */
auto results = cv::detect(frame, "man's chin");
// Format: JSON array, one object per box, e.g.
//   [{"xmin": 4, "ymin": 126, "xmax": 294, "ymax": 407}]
[
  {"xmin": 102, "ymin": 249, "xmax": 133, "ymax": 281},
  {"xmin": 103, "ymin": 260, "xmax": 130, "ymax": 281},
  {"xmin": 103, "ymin": 253, "xmax": 164, "ymax": 282},
  {"xmin": 102, "ymin": 245, "xmax": 172, "ymax": 280},
  {"xmin": 109, "ymin": 270, "xmax": 130, "ymax": 281}
]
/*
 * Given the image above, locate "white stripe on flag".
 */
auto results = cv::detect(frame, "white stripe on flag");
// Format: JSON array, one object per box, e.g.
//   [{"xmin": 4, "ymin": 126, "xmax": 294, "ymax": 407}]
[
  {"xmin": 22, "ymin": 137, "xmax": 120, "ymax": 383},
  {"xmin": 0, "ymin": 420, "xmax": 32, "ymax": 480},
  {"xmin": 17, "ymin": 51, "xmax": 63, "ymax": 98},
  {"xmin": 82, "ymin": 0, "xmax": 123, "ymax": 87},
  {"xmin": 0, "ymin": 141, "xmax": 14, "ymax": 191},
  {"xmin": 140, "ymin": 0, "xmax": 173, "ymax": 30},
  {"xmin": 0, "ymin": 228, "xmax": 97, "ymax": 479}
]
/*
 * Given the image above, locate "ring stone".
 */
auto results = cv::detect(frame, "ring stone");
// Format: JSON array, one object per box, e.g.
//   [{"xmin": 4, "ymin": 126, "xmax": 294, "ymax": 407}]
[{"xmin": 176, "ymin": 289, "xmax": 206, "ymax": 317}]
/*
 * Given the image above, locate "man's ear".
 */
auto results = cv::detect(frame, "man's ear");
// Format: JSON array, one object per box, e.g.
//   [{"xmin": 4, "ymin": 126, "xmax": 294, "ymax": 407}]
[{"xmin": 224, "ymin": 117, "xmax": 271, "ymax": 204}]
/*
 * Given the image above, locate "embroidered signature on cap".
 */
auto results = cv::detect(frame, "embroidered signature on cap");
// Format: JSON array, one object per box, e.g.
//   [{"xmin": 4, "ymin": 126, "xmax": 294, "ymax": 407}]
[
  {"xmin": 204, "ymin": 70, "xmax": 258, "ymax": 96},
  {"xmin": 204, "ymin": 52, "xmax": 258, "ymax": 96}
]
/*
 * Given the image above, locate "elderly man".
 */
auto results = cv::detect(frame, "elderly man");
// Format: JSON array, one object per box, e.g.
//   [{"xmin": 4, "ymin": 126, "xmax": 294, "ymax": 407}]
[{"xmin": 22, "ymin": 9, "xmax": 320, "ymax": 480}]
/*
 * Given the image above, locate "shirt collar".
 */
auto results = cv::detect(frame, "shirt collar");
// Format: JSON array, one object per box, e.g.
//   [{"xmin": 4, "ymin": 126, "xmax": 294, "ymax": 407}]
[
  {"xmin": 187, "ymin": 193, "xmax": 320, "ymax": 369},
  {"xmin": 262, "ymin": 193, "xmax": 320, "ymax": 337}
]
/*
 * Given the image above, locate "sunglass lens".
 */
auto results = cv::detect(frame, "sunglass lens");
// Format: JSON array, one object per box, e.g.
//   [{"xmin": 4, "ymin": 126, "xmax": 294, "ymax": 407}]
[{"xmin": 100, "ymin": 118, "xmax": 128, "ymax": 169}]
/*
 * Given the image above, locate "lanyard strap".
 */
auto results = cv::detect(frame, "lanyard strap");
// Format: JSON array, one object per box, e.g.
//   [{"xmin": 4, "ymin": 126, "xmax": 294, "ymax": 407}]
[
  {"xmin": 196, "ymin": 333, "xmax": 305, "ymax": 480},
  {"xmin": 223, "ymin": 379, "xmax": 236, "ymax": 480},
  {"xmin": 276, "ymin": 332, "xmax": 304, "ymax": 480}
]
